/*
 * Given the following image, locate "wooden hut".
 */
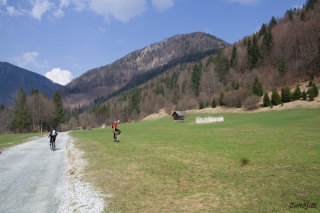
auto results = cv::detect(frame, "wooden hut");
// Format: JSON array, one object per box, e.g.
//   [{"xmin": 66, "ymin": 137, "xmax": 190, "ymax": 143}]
[{"xmin": 171, "ymin": 111, "xmax": 185, "ymax": 121}]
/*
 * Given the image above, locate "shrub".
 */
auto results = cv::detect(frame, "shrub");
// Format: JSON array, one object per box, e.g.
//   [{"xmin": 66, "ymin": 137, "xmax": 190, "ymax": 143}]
[
  {"xmin": 281, "ymin": 86, "xmax": 291, "ymax": 103},
  {"xmin": 223, "ymin": 88, "xmax": 249, "ymax": 107},
  {"xmin": 244, "ymin": 95, "xmax": 260, "ymax": 110},
  {"xmin": 263, "ymin": 92, "xmax": 271, "ymax": 107},
  {"xmin": 271, "ymin": 88, "xmax": 281, "ymax": 106},
  {"xmin": 292, "ymin": 86, "xmax": 301, "ymax": 100}
]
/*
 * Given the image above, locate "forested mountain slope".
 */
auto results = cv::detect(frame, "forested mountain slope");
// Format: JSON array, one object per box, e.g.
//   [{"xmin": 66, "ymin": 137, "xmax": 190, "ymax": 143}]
[
  {"xmin": 61, "ymin": 32, "xmax": 228, "ymax": 108},
  {"xmin": 0, "ymin": 62, "xmax": 62, "ymax": 106}
]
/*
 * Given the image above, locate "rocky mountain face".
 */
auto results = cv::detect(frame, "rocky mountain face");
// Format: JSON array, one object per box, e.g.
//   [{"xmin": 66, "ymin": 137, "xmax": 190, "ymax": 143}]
[
  {"xmin": 61, "ymin": 32, "xmax": 228, "ymax": 108},
  {"xmin": 0, "ymin": 62, "xmax": 63, "ymax": 106}
]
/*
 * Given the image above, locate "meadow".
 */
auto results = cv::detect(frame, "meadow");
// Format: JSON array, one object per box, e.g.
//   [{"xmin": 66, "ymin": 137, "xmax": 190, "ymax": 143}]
[
  {"xmin": 70, "ymin": 108, "xmax": 320, "ymax": 212},
  {"xmin": 0, "ymin": 132, "xmax": 46, "ymax": 149}
]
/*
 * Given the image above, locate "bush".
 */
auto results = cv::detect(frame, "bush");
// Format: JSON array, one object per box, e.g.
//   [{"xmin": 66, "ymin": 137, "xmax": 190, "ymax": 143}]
[
  {"xmin": 223, "ymin": 88, "xmax": 249, "ymax": 107},
  {"xmin": 281, "ymin": 86, "xmax": 291, "ymax": 103},
  {"xmin": 271, "ymin": 88, "xmax": 281, "ymax": 106},
  {"xmin": 263, "ymin": 92, "xmax": 271, "ymax": 107},
  {"xmin": 244, "ymin": 95, "xmax": 260, "ymax": 110}
]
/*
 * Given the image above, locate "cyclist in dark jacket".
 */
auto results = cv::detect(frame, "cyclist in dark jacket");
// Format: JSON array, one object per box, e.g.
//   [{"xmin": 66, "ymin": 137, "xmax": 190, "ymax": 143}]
[{"xmin": 48, "ymin": 128, "xmax": 58, "ymax": 143}]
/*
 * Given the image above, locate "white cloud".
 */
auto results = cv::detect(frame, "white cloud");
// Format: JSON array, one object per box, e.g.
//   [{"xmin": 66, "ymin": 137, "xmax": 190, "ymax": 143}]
[
  {"xmin": 152, "ymin": 0, "xmax": 174, "ymax": 11},
  {"xmin": 0, "ymin": 0, "xmax": 7, "ymax": 6},
  {"xmin": 60, "ymin": 0, "xmax": 71, "ymax": 8},
  {"xmin": 31, "ymin": 0, "xmax": 54, "ymax": 20},
  {"xmin": 225, "ymin": 0, "xmax": 260, "ymax": 5},
  {"xmin": 45, "ymin": 68, "xmax": 74, "ymax": 85},
  {"xmin": 98, "ymin": 27, "xmax": 106, "ymax": 32},
  {"xmin": 10, "ymin": 52, "xmax": 49, "ymax": 69},
  {"xmin": 89, "ymin": 0, "xmax": 147, "ymax": 23},
  {"xmin": 7, "ymin": 6, "xmax": 23, "ymax": 16},
  {"xmin": 53, "ymin": 8, "xmax": 64, "ymax": 18}
]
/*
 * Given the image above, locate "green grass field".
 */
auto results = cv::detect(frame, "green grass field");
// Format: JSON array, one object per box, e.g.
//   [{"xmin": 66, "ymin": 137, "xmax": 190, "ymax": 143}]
[
  {"xmin": 0, "ymin": 132, "xmax": 46, "ymax": 149},
  {"xmin": 70, "ymin": 108, "xmax": 320, "ymax": 212}
]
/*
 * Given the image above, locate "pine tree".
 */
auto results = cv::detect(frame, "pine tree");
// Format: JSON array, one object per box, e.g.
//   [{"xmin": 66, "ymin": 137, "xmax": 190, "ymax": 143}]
[
  {"xmin": 199, "ymin": 100, "xmax": 204, "ymax": 109},
  {"xmin": 263, "ymin": 92, "xmax": 271, "ymax": 107},
  {"xmin": 262, "ymin": 28, "xmax": 273, "ymax": 57},
  {"xmin": 212, "ymin": 98, "xmax": 217, "ymax": 108},
  {"xmin": 230, "ymin": 45, "xmax": 237, "ymax": 67},
  {"xmin": 52, "ymin": 90, "xmax": 65, "ymax": 128},
  {"xmin": 219, "ymin": 92, "xmax": 225, "ymax": 106},
  {"xmin": 302, "ymin": 90, "xmax": 307, "ymax": 100},
  {"xmin": 308, "ymin": 88, "xmax": 315, "ymax": 101},
  {"xmin": 312, "ymin": 83, "xmax": 319, "ymax": 97},
  {"xmin": 300, "ymin": 11, "xmax": 306, "ymax": 20},
  {"xmin": 252, "ymin": 77, "xmax": 263, "ymax": 97},
  {"xmin": 292, "ymin": 85, "xmax": 302, "ymax": 100},
  {"xmin": 287, "ymin": 9, "xmax": 293, "ymax": 20},
  {"xmin": 247, "ymin": 35, "xmax": 261, "ymax": 70},
  {"xmin": 214, "ymin": 50, "xmax": 230, "ymax": 82},
  {"xmin": 258, "ymin": 24, "xmax": 267, "ymax": 38},
  {"xmin": 269, "ymin": 16, "xmax": 277, "ymax": 29},
  {"xmin": 281, "ymin": 86, "xmax": 291, "ymax": 103},
  {"xmin": 191, "ymin": 64, "xmax": 202, "ymax": 96},
  {"xmin": 278, "ymin": 55, "xmax": 288, "ymax": 77},
  {"xmin": 271, "ymin": 88, "xmax": 281, "ymax": 105},
  {"xmin": 10, "ymin": 88, "xmax": 31, "ymax": 133}
]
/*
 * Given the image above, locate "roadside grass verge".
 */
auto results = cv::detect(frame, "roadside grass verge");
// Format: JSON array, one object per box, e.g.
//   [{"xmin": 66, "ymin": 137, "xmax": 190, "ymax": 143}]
[
  {"xmin": 70, "ymin": 108, "xmax": 320, "ymax": 212},
  {"xmin": 0, "ymin": 133, "xmax": 47, "ymax": 150},
  {"xmin": 0, "ymin": 132, "xmax": 46, "ymax": 150}
]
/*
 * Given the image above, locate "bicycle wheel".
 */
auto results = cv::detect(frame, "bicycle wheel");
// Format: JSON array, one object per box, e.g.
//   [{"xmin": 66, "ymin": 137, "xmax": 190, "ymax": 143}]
[
  {"xmin": 52, "ymin": 141, "xmax": 55, "ymax": 151},
  {"xmin": 50, "ymin": 142, "xmax": 53, "ymax": 150}
]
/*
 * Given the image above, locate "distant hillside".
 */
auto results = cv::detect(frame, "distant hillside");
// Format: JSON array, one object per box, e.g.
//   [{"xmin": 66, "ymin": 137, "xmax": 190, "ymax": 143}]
[
  {"xmin": 77, "ymin": 1, "xmax": 320, "ymax": 127},
  {"xmin": 0, "ymin": 62, "xmax": 63, "ymax": 106},
  {"xmin": 61, "ymin": 32, "xmax": 228, "ymax": 108}
]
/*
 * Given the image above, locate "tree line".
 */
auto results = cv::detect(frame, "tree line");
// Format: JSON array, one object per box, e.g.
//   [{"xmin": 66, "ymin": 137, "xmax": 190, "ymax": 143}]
[{"xmin": 0, "ymin": 89, "xmax": 80, "ymax": 134}]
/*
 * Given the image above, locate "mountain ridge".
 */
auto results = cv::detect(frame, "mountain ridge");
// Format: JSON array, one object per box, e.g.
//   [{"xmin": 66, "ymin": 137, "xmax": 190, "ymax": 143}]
[
  {"xmin": 0, "ymin": 62, "xmax": 63, "ymax": 106},
  {"xmin": 61, "ymin": 32, "xmax": 228, "ymax": 108}
]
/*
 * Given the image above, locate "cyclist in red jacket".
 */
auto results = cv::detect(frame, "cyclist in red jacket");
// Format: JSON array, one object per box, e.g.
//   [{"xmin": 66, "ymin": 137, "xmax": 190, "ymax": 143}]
[{"xmin": 112, "ymin": 119, "xmax": 121, "ymax": 139}]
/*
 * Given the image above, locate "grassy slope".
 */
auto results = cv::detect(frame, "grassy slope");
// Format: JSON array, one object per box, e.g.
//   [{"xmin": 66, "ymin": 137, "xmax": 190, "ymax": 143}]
[
  {"xmin": 0, "ymin": 132, "xmax": 47, "ymax": 149},
  {"xmin": 71, "ymin": 108, "xmax": 320, "ymax": 212}
]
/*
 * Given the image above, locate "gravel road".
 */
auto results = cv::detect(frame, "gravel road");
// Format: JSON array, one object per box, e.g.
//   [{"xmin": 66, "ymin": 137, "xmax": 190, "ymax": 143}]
[{"xmin": 0, "ymin": 132, "xmax": 105, "ymax": 213}]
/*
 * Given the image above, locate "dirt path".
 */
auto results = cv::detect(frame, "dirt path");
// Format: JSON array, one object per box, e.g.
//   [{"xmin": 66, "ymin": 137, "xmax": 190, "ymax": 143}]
[
  {"xmin": 0, "ymin": 133, "xmax": 69, "ymax": 212},
  {"xmin": 0, "ymin": 132, "xmax": 105, "ymax": 213}
]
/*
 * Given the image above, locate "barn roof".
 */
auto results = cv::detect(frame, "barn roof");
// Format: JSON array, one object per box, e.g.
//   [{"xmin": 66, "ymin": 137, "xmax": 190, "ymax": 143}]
[{"xmin": 172, "ymin": 111, "xmax": 185, "ymax": 116}]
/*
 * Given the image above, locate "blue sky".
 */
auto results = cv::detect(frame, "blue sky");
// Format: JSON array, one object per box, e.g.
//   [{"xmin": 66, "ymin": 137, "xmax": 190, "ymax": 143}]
[{"xmin": 0, "ymin": 0, "xmax": 305, "ymax": 85}]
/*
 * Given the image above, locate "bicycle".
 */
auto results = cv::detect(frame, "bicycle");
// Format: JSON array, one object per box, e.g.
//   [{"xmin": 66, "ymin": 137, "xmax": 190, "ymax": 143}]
[
  {"xmin": 49, "ymin": 136, "xmax": 56, "ymax": 151},
  {"xmin": 114, "ymin": 131, "xmax": 120, "ymax": 143}
]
